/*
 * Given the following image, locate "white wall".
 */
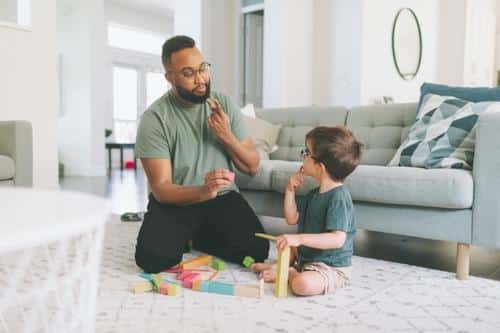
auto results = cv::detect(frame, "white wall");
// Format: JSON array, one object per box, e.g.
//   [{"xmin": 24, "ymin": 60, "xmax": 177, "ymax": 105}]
[
  {"xmin": 174, "ymin": 0, "xmax": 202, "ymax": 49},
  {"xmin": 360, "ymin": 0, "xmax": 439, "ymax": 104},
  {"xmin": 58, "ymin": 0, "xmax": 107, "ymax": 177},
  {"xmin": 0, "ymin": 0, "xmax": 59, "ymax": 188},
  {"xmin": 263, "ymin": 0, "xmax": 313, "ymax": 108},
  {"xmin": 437, "ymin": 0, "xmax": 466, "ymax": 85},
  {"xmin": 106, "ymin": 1, "xmax": 173, "ymax": 36},
  {"xmin": 202, "ymin": 0, "xmax": 239, "ymax": 103}
]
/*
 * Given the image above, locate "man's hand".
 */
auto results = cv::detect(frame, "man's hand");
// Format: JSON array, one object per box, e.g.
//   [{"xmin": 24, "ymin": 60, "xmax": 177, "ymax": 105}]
[
  {"xmin": 207, "ymin": 98, "xmax": 233, "ymax": 143},
  {"xmin": 286, "ymin": 167, "xmax": 305, "ymax": 193},
  {"xmin": 276, "ymin": 234, "xmax": 302, "ymax": 251},
  {"xmin": 200, "ymin": 168, "xmax": 234, "ymax": 201}
]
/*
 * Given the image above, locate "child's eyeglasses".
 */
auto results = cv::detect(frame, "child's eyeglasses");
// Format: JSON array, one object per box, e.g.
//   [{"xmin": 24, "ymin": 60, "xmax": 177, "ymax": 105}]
[{"xmin": 300, "ymin": 148, "xmax": 322, "ymax": 163}]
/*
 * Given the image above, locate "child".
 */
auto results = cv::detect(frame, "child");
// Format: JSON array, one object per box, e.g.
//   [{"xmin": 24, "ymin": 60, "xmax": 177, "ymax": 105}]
[{"xmin": 252, "ymin": 126, "xmax": 363, "ymax": 296}]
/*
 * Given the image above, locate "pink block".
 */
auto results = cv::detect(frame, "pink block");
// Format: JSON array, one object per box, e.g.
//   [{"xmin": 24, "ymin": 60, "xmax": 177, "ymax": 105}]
[
  {"xmin": 182, "ymin": 273, "xmax": 200, "ymax": 288},
  {"xmin": 225, "ymin": 172, "xmax": 235, "ymax": 182},
  {"xmin": 176, "ymin": 271, "xmax": 194, "ymax": 280},
  {"xmin": 159, "ymin": 283, "xmax": 169, "ymax": 295}
]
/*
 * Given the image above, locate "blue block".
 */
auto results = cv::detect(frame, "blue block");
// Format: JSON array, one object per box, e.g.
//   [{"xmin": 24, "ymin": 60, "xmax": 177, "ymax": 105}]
[
  {"xmin": 207, "ymin": 281, "xmax": 234, "ymax": 295},
  {"xmin": 139, "ymin": 272, "xmax": 153, "ymax": 282}
]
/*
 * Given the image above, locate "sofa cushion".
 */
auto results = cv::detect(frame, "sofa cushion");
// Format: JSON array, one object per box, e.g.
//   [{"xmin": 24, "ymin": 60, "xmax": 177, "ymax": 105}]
[
  {"xmin": 389, "ymin": 94, "xmax": 500, "ymax": 170},
  {"xmin": 269, "ymin": 163, "xmax": 473, "ymax": 209},
  {"xmin": 345, "ymin": 165, "xmax": 473, "ymax": 209},
  {"xmin": 0, "ymin": 155, "xmax": 15, "ymax": 181},
  {"xmin": 347, "ymin": 103, "xmax": 418, "ymax": 166},
  {"xmin": 256, "ymin": 107, "xmax": 348, "ymax": 162}
]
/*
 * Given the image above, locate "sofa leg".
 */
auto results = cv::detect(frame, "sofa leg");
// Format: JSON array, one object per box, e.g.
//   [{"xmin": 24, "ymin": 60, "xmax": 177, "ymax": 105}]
[{"xmin": 456, "ymin": 243, "xmax": 470, "ymax": 280}]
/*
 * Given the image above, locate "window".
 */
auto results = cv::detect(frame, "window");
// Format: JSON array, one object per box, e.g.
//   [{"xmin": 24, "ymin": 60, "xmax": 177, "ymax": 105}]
[
  {"xmin": 113, "ymin": 66, "xmax": 138, "ymax": 142},
  {"xmin": 108, "ymin": 23, "xmax": 165, "ymax": 55},
  {"xmin": 0, "ymin": 0, "xmax": 31, "ymax": 28}
]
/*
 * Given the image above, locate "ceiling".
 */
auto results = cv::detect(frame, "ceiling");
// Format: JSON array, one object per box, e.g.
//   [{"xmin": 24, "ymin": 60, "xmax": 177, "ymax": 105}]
[{"xmin": 109, "ymin": 0, "xmax": 175, "ymax": 17}]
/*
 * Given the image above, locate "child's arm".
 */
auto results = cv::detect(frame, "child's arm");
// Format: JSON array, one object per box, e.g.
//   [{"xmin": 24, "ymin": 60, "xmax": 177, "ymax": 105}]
[
  {"xmin": 276, "ymin": 231, "xmax": 347, "ymax": 251},
  {"xmin": 283, "ymin": 167, "xmax": 304, "ymax": 225}
]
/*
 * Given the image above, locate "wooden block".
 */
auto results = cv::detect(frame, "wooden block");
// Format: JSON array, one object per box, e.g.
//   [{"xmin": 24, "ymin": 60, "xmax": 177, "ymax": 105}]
[
  {"xmin": 139, "ymin": 272, "xmax": 153, "ymax": 282},
  {"xmin": 151, "ymin": 274, "xmax": 163, "ymax": 291},
  {"xmin": 212, "ymin": 258, "xmax": 225, "ymax": 271},
  {"xmin": 182, "ymin": 273, "xmax": 200, "ymax": 288},
  {"xmin": 234, "ymin": 284, "xmax": 261, "ymax": 298},
  {"xmin": 176, "ymin": 271, "xmax": 195, "ymax": 280},
  {"xmin": 274, "ymin": 246, "xmax": 290, "ymax": 297},
  {"xmin": 168, "ymin": 284, "xmax": 181, "ymax": 296},
  {"xmin": 179, "ymin": 255, "xmax": 212, "ymax": 269},
  {"xmin": 159, "ymin": 283, "xmax": 169, "ymax": 295},
  {"xmin": 192, "ymin": 280, "xmax": 202, "ymax": 291},
  {"xmin": 254, "ymin": 233, "xmax": 277, "ymax": 241},
  {"xmin": 242, "ymin": 256, "xmax": 255, "ymax": 268},
  {"xmin": 207, "ymin": 281, "xmax": 234, "ymax": 295},
  {"xmin": 163, "ymin": 267, "xmax": 183, "ymax": 273},
  {"xmin": 133, "ymin": 281, "xmax": 153, "ymax": 293}
]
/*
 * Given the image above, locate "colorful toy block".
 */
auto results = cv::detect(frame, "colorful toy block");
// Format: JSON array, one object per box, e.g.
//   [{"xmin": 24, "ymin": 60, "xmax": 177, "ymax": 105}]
[
  {"xmin": 225, "ymin": 171, "xmax": 235, "ymax": 182},
  {"xmin": 159, "ymin": 283, "xmax": 170, "ymax": 295},
  {"xmin": 275, "ymin": 246, "xmax": 290, "ymax": 298},
  {"xmin": 179, "ymin": 255, "xmax": 213, "ymax": 269},
  {"xmin": 234, "ymin": 279, "xmax": 264, "ymax": 298},
  {"xmin": 168, "ymin": 284, "xmax": 181, "ymax": 296},
  {"xmin": 242, "ymin": 256, "xmax": 255, "ymax": 268},
  {"xmin": 182, "ymin": 273, "xmax": 200, "ymax": 288},
  {"xmin": 133, "ymin": 281, "xmax": 153, "ymax": 293},
  {"xmin": 177, "ymin": 271, "xmax": 196, "ymax": 281},
  {"xmin": 151, "ymin": 274, "xmax": 163, "ymax": 291},
  {"xmin": 212, "ymin": 258, "xmax": 225, "ymax": 271},
  {"xmin": 207, "ymin": 281, "xmax": 234, "ymax": 295}
]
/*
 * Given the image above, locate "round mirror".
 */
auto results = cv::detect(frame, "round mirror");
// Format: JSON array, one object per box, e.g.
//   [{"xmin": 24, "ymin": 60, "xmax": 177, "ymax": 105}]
[{"xmin": 392, "ymin": 8, "xmax": 422, "ymax": 80}]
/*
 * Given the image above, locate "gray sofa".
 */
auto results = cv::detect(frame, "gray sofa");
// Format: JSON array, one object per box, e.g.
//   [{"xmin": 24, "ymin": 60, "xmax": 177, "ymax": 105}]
[
  {"xmin": 0, "ymin": 121, "xmax": 33, "ymax": 187},
  {"xmin": 235, "ymin": 103, "xmax": 500, "ymax": 280}
]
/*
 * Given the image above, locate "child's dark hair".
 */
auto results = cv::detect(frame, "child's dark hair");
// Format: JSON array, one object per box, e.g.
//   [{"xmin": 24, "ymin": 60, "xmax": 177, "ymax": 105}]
[{"xmin": 306, "ymin": 126, "xmax": 363, "ymax": 181}]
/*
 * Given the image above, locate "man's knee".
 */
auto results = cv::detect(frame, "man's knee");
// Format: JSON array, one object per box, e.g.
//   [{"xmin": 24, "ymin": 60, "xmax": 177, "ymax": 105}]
[{"xmin": 135, "ymin": 246, "xmax": 181, "ymax": 273}]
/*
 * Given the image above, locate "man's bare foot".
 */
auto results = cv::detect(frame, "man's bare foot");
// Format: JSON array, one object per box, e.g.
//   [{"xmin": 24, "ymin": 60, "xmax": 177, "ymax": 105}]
[
  {"xmin": 250, "ymin": 262, "xmax": 274, "ymax": 273},
  {"xmin": 259, "ymin": 268, "xmax": 277, "ymax": 283}
]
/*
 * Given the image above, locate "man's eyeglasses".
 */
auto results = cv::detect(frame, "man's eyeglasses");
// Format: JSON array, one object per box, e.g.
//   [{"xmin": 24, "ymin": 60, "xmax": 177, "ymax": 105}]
[
  {"xmin": 300, "ymin": 147, "xmax": 322, "ymax": 163},
  {"xmin": 168, "ymin": 62, "xmax": 211, "ymax": 80}
]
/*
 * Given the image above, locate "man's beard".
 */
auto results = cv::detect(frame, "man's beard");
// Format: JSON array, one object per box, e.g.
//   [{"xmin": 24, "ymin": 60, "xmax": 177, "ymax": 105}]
[{"xmin": 176, "ymin": 81, "xmax": 211, "ymax": 104}]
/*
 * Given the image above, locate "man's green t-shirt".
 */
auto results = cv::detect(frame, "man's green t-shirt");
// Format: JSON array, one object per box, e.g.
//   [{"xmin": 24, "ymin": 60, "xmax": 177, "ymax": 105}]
[
  {"xmin": 135, "ymin": 91, "xmax": 247, "ymax": 193},
  {"xmin": 297, "ymin": 185, "xmax": 356, "ymax": 267}
]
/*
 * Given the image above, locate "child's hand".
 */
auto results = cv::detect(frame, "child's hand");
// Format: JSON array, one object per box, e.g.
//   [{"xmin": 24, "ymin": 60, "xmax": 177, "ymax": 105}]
[
  {"xmin": 276, "ymin": 234, "xmax": 302, "ymax": 251},
  {"xmin": 286, "ymin": 167, "xmax": 304, "ymax": 192}
]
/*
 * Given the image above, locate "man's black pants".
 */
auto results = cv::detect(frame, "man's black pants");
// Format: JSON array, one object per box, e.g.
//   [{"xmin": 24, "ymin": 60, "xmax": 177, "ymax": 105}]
[{"xmin": 135, "ymin": 191, "xmax": 269, "ymax": 273}]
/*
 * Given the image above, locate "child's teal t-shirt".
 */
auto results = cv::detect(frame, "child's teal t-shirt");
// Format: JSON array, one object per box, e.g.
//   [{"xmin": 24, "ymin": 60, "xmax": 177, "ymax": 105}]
[{"xmin": 297, "ymin": 185, "xmax": 356, "ymax": 267}]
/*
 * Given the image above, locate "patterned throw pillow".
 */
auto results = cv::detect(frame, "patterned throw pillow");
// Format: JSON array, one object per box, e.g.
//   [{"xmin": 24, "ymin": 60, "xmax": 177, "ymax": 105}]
[{"xmin": 389, "ymin": 93, "xmax": 500, "ymax": 170}]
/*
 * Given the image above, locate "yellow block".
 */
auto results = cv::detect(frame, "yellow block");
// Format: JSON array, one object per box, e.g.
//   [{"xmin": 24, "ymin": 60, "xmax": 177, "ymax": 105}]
[
  {"xmin": 168, "ymin": 284, "xmax": 181, "ymax": 296},
  {"xmin": 234, "ymin": 279, "xmax": 264, "ymax": 299},
  {"xmin": 133, "ymin": 281, "xmax": 153, "ymax": 293},
  {"xmin": 179, "ymin": 255, "xmax": 213, "ymax": 269},
  {"xmin": 274, "ymin": 246, "xmax": 290, "ymax": 297},
  {"xmin": 254, "ymin": 233, "xmax": 277, "ymax": 241},
  {"xmin": 192, "ymin": 280, "xmax": 202, "ymax": 291}
]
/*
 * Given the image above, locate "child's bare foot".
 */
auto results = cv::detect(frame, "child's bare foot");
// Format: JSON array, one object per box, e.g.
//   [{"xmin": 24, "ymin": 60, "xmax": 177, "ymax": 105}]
[
  {"xmin": 250, "ymin": 262, "xmax": 274, "ymax": 273},
  {"xmin": 259, "ymin": 268, "xmax": 277, "ymax": 283}
]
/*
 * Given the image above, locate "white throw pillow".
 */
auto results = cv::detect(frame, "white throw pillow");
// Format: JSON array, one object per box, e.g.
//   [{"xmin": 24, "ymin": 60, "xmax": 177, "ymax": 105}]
[
  {"xmin": 243, "ymin": 115, "xmax": 282, "ymax": 154},
  {"xmin": 240, "ymin": 103, "xmax": 256, "ymax": 118}
]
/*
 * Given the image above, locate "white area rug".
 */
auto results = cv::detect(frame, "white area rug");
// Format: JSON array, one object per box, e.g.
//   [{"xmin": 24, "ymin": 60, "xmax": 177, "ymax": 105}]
[{"xmin": 97, "ymin": 222, "xmax": 500, "ymax": 333}]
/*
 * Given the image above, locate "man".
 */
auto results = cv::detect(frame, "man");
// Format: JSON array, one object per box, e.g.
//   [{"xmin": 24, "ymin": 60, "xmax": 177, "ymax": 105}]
[{"xmin": 134, "ymin": 35, "xmax": 269, "ymax": 273}]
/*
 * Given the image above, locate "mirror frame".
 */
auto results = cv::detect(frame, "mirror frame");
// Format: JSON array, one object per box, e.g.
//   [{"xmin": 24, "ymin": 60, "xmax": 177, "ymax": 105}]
[{"xmin": 391, "ymin": 8, "xmax": 422, "ymax": 81}]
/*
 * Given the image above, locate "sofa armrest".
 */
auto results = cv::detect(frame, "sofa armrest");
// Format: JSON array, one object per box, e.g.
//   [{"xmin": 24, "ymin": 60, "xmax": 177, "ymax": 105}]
[
  {"xmin": 472, "ymin": 112, "xmax": 500, "ymax": 248},
  {"xmin": 0, "ymin": 121, "xmax": 33, "ymax": 187}
]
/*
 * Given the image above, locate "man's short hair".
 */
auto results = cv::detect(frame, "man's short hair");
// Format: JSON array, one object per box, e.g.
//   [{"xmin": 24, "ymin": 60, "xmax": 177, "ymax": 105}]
[
  {"xmin": 306, "ymin": 126, "xmax": 364, "ymax": 181},
  {"xmin": 162, "ymin": 35, "xmax": 196, "ymax": 69}
]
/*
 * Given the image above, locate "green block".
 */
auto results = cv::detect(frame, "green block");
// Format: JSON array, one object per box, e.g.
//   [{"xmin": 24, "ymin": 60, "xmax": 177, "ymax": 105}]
[
  {"xmin": 212, "ymin": 258, "xmax": 225, "ymax": 271},
  {"xmin": 151, "ymin": 274, "xmax": 163, "ymax": 292},
  {"xmin": 242, "ymin": 256, "xmax": 255, "ymax": 268}
]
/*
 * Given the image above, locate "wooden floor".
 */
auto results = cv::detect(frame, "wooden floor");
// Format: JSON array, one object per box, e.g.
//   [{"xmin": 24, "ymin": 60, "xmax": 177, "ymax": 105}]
[{"xmin": 60, "ymin": 168, "xmax": 500, "ymax": 281}]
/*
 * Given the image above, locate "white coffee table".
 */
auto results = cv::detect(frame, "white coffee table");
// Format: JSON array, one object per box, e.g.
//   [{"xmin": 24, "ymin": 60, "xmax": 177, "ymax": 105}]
[{"xmin": 0, "ymin": 187, "xmax": 111, "ymax": 333}]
